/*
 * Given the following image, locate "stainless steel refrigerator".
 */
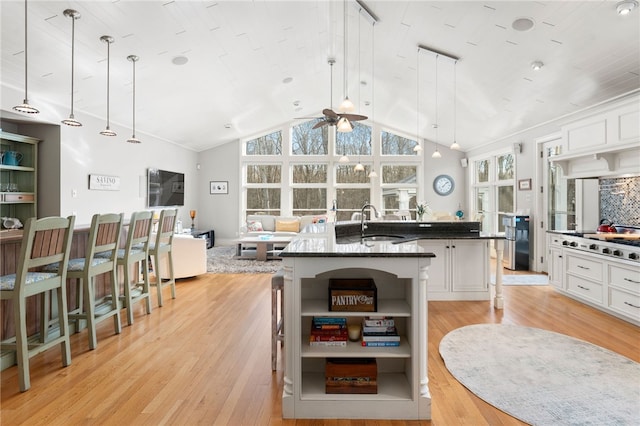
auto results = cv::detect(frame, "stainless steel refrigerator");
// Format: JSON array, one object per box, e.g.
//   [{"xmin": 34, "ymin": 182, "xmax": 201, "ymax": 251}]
[{"xmin": 503, "ymin": 215, "xmax": 530, "ymax": 270}]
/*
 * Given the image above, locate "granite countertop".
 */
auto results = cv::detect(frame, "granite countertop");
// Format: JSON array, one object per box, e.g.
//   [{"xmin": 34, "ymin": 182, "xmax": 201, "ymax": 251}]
[{"xmin": 279, "ymin": 221, "xmax": 504, "ymax": 258}]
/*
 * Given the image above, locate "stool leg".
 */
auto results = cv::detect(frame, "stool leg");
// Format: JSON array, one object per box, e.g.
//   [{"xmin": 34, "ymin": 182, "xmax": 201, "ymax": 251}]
[
  {"xmin": 15, "ymin": 296, "xmax": 30, "ymax": 392},
  {"xmin": 271, "ymin": 285, "xmax": 277, "ymax": 371}
]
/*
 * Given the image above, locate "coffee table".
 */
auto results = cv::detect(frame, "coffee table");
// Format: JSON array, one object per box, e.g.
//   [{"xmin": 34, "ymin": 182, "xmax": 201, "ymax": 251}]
[{"xmin": 236, "ymin": 236, "xmax": 293, "ymax": 261}]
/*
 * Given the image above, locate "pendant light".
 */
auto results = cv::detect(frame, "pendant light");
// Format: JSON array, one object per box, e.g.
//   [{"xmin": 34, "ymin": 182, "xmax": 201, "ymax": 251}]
[
  {"xmin": 13, "ymin": 0, "xmax": 39, "ymax": 114},
  {"xmin": 450, "ymin": 60, "xmax": 461, "ymax": 150},
  {"xmin": 431, "ymin": 55, "xmax": 441, "ymax": 159},
  {"xmin": 126, "ymin": 55, "xmax": 141, "ymax": 144},
  {"xmin": 338, "ymin": 0, "xmax": 354, "ymax": 113},
  {"xmin": 99, "ymin": 36, "xmax": 116, "ymax": 136},
  {"xmin": 354, "ymin": 161, "xmax": 364, "ymax": 172},
  {"xmin": 368, "ymin": 24, "xmax": 378, "ymax": 179},
  {"xmin": 61, "ymin": 9, "xmax": 82, "ymax": 127},
  {"xmin": 414, "ymin": 47, "xmax": 423, "ymax": 153}
]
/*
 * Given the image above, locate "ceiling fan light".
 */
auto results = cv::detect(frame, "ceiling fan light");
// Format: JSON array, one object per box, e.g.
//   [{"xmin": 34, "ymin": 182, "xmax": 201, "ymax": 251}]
[
  {"xmin": 338, "ymin": 97, "xmax": 355, "ymax": 113},
  {"xmin": 617, "ymin": 0, "xmax": 637, "ymax": 15},
  {"xmin": 13, "ymin": 101, "xmax": 39, "ymax": 114},
  {"xmin": 337, "ymin": 117, "xmax": 353, "ymax": 132},
  {"xmin": 450, "ymin": 141, "xmax": 461, "ymax": 150},
  {"xmin": 354, "ymin": 162, "xmax": 365, "ymax": 172}
]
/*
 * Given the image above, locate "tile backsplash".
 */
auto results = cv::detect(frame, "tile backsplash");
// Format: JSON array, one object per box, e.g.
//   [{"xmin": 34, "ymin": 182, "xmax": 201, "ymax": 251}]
[{"xmin": 600, "ymin": 176, "xmax": 640, "ymax": 226}]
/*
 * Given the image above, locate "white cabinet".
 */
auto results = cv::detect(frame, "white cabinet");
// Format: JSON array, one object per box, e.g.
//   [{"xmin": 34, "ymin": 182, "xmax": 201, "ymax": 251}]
[
  {"xmin": 607, "ymin": 262, "xmax": 640, "ymax": 323},
  {"xmin": 548, "ymin": 234, "xmax": 565, "ymax": 289},
  {"xmin": 0, "ymin": 131, "xmax": 39, "ymax": 224},
  {"xmin": 565, "ymin": 251, "xmax": 604, "ymax": 305},
  {"xmin": 419, "ymin": 239, "xmax": 489, "ymax": 300},
  {"xmin": 282, "ymin": 256, "xmax": 431, "ymax": 420}
]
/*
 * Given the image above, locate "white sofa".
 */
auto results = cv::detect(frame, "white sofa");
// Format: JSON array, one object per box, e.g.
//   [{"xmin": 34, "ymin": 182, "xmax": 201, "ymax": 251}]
[
  {"xmin": 151, "ymin": 234, "xmax": 207, "ymax": 279},
  {"xmin": 244, "ymin": 214, "xmax": 324, "ymax": 237}
]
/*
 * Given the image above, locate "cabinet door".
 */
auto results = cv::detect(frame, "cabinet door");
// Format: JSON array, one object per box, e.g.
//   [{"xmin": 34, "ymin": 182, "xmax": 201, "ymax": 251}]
[
  {"xmin": 419, "ymin": 240, "xmax": 449, "ymax": 294},
  {"xmin": 549, "ymin": 247, "xmax": 564, "ymax": 289},
  {"xmin": 451, "ymin": 240, "xmax": 488, "ymax": 292}
]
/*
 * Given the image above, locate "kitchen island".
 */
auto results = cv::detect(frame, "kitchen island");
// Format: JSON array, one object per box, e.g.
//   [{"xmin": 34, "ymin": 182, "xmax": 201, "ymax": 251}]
[{"xmin": 278, "ymin": 221, "xmax": 504, "ymax": 420}]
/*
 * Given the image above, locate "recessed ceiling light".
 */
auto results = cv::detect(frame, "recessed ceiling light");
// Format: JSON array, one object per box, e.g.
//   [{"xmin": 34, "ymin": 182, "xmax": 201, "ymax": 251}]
[
  {"xmin": 282, "ymin": 77, "xmax": 293, "ymax": 84},
  {"xmin": 293, "ymin": 100, "xmax": 300, "ymax": 107},
  {"xmin": 616, "ymin": 0, "xmax": 638, "ymax": 15},
  {"xmin": 172, "ymin": 56, "xmax": 188, "ymax": 65},
  {"xmin": 512, "ymin": 17, "xmax": 535, "ymax": 32},
  {"xmin": 531, "ymin": 61, "xmax": 544, "ymax": 71}
]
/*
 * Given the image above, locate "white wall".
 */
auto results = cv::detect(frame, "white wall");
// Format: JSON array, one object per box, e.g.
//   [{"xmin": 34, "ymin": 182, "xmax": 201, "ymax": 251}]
[{"xmin": 2, "ymin": 83, "xmax": 198, "ymax": 227}]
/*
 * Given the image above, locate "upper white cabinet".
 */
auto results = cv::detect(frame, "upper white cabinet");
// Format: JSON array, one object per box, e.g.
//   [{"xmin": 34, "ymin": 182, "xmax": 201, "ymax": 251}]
[{"xmin": 552, "ymin": 93, "xmax": 640, "ymax": 178}]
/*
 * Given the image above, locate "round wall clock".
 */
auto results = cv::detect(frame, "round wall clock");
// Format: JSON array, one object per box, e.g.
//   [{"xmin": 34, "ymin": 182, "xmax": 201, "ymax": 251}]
[{"xmin": 433, "ymin": 174, "xmax": 454, "ymax": 196}]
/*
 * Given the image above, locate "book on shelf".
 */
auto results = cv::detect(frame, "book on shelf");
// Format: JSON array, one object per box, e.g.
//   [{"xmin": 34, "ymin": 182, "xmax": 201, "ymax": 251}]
[
  {"xmin": 361, "ymin": 334, "xmax": 400, "ymax": 342},
  {"xmin": 363, "ymin": 316, "xmax": 395, "ymax": 327},
  {"xmin": 310, "ymin": 339, "xmax": 347, "ymax": 347},
  {"xmin": 312, "ymin": 317, "xmax": 347, "ymax": 326},
  {"xmin": 362, "ymin": 325, "xmax": 397, "ymax": 334},
  {"xmin": 361, "ymin": 340, "xmax": 400, "ymax": 347}
]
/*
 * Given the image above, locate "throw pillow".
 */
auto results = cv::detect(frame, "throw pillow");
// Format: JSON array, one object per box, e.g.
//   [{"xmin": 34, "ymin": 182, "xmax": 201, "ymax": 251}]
[
  {"xmin": 275, "ymin": 219, "xmax": 300, "ymax": 233},
  {"xmin": 247, "ymin": 220, "xmax": 263, "ymax": 232}
]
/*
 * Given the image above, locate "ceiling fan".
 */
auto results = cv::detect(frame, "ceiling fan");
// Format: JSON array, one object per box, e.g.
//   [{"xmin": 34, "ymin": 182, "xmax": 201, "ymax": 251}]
[{"xmin": 297, "ymin": 58, "xmax": 367, "ymax": 131}]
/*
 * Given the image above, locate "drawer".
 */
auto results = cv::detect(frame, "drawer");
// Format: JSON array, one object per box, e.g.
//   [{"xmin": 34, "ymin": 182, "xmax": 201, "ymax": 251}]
[
  {"xmin": 566, "ymin": 253, "xmax": 603, "ymax": 282},
  {"xmin": 608, "ymin": 287, "xmax": 640, "ymax": 322},
  {"xmin": 567, "ymin": 274, "xmax": 603, "ymax": 304},
  {"xmin": 3, "ymin": 192, "xmax": 34, "ymax": 202},
  {"xmin": 609, "ymin": 264, "xmax": 640, "ymax": 294},
  {"xmin": 549, "ymin": 236, "xmax": 565, "ymax": 248}
]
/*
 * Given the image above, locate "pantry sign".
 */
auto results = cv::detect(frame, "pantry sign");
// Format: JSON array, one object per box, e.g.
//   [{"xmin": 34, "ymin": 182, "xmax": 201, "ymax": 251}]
[{"xmin": 89, "ymin": 174, "xmax": 121, "ymax": 191}]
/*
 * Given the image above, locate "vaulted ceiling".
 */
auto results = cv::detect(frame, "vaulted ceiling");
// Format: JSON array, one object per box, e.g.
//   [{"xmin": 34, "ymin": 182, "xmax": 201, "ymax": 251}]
[{"xmin": 1, "ymin": 1, "xmax": 639, "ymax": 152}]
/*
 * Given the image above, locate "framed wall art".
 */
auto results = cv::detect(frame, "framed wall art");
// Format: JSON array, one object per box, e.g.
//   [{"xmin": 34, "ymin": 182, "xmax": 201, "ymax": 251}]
[
  {"xmin": 210, "ymin": 181, "xmax": 228, "ymax": 194},
  {"xmin": 518, "ymin": 178, "xmax": 532, "ymax": 191}
]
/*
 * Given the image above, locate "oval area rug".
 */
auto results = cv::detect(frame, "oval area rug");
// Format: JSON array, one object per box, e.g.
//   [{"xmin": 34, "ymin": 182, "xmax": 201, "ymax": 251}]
[{"xmin": 439, "ymin": 324, "xmax": 640, "ymax": 426}]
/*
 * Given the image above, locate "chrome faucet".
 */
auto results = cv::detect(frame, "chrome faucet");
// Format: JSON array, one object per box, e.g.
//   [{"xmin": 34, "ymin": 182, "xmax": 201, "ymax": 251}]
[{"xmin": 361, "ymin": 202, "xmax": 379, "ymax": 238}]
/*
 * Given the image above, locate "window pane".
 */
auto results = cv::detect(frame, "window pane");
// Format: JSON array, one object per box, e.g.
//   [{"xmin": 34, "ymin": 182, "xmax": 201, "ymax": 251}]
[
  {"xmin": 497, "ymin": 154, "xmax": 514, "ymax": 180},
  {"xmin": 292, "ymin": 164, "xmax": 327, "ymax": 184},
  {"xmin": 246, "ymin": 188, "xmax": 280, "ymax": 214},
  {"xmin": 336, "ymin": 123, "xmax": 371, "ymax": 156},
  {"xmin": 246, "ymin": 131, "xmax": 282, "ymax": 155},
  {"xmin": 381, "ymin": 130, "xmax": 418, "ymax": 155},
  {"xmin": 382, "ymin": 189, "xmax": 416, "ymax": 218},
  {"xmin": 246, "ymin": 165, "xmax": 281, "ymax": 184},
  {"xmin": 293, "ymin": 188, "xmax": 327, "ymax": 216},
  {"xmin": 291, "ymin": 119, "xmax": 328, "ymax": 155},
  {"xmin": 475, "ymin": 187, "xmax": 491, "ymax": 232},
  {"xmin": 476, "ymin": 159, "xmax": 489, "ymax": 183},
  {"xmin": 498, "ymin": 185, "xmax": 514, "ymax": 213},
  {"xmin": 336, "ymin": 188, "xmax": 371, "ymax": 221},
  {"xmin": 382, "ymin": 165, "xmax": 417, "ymax": 184},
  {"xmin": 336, "ymin": 165, "xmax": 371, "ymax": 184}
]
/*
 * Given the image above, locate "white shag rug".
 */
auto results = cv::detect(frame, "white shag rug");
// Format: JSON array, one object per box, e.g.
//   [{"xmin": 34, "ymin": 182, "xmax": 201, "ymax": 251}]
[
  {"xmin": 490, "ymin": 274, "xmax": 549, "ymax": 285},
  {"xmin": 207, "ymin": 245, "xmax": 282, "ymax": 274},
  {"xmin": 439, "ymin": 324, "xmax": 640, "ymax": 426}
]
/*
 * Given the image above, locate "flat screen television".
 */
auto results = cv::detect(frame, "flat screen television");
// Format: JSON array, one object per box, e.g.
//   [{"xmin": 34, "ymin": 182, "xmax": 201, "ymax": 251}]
[{"xmin": 147, "ymin": 168, "xmax": 185, "ymax": 207}]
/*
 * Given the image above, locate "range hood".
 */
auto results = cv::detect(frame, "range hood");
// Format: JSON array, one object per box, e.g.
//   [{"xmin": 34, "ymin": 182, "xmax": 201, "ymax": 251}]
[{"xmin": 550, "ymin": 142, "xmax": 640, "ymax": 178}]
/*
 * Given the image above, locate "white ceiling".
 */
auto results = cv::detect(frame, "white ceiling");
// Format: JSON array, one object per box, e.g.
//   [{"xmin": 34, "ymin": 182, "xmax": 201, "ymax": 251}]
[{"xmin": 1, "ymin": 0, "xmax": 639, "ymax": 152}]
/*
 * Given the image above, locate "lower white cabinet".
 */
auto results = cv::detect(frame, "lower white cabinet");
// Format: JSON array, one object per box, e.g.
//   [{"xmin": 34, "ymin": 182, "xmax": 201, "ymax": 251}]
[
  {"xmin": 565, "ymin": 251, "xmax": 604, "ymax": 305},
  {"xmin": 419, "ymin": 239, "xmax": 489, "ymax": 300},
  {"xmin": 548, "ymin": 235, "xmax": 565, "ymax": 289},
  {"xmin": 607, "ymin": 262, "xmax": 640, "ymax": 322}
]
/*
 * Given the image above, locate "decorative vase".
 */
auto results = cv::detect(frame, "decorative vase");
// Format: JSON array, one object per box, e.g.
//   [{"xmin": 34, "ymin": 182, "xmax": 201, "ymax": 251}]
[{"xmin": 417, "ymin": 213, "xmax": 424, "ymax": 222}]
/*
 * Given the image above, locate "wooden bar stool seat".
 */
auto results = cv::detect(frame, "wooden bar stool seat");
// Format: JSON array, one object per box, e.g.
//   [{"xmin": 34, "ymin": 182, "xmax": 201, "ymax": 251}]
[{"xmin": 149, "ymin": 208, "xmax": 177, "ymax": 307}]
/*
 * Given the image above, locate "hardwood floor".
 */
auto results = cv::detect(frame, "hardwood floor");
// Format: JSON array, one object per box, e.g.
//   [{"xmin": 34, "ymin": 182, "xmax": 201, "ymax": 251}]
[{"xmin": 1, "ymin": 271, "xmax": 638, "ymax": 425}]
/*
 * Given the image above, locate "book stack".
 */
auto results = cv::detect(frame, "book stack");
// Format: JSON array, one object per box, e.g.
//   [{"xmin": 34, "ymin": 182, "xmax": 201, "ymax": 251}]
[
  {"xmin": 361, "ymin": 316, "xmax": 400, "ymax": 347},
  {"xmin": 310, "ymin": 317, "xmax": 348, "ymax": 346}
]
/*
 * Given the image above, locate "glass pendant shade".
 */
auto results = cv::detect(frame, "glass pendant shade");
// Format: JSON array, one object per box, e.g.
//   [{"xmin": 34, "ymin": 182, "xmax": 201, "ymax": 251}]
[
  {"xmin": 413, "ymin": 143, "xmax": 423, "ymax": 152},
  {"xmin": 13, "ymin": 0, "xmax": 39, "ymax": 114},
  {"xmin": 338, "ymin": 154, "xmax": 350, "ymax": 163},
  {"xmin": 432, "ymin": 148, "xmax": 442, "ymax": 159},
  {"xmin": 338, "ymin": 96, "xmax": 355, "ymax": 113},
  {"xmin": 354, "ymin": 162, "xmax": 365, "ymax": 172},
  {"xmin": 368, "ymin": 170, "xmax": 378, "ymax": 178},
  {"xmin": 99, "ymin": 35, "xmax": 116, "ymax": 136},
  {"xmin": 337, "ymin": 117, "xmax": 353, "ymax": 132},
  {"xmin": 127, "ymin": 55, "xmax": 141, "ymax": 143},
  {"xmin": 62, "ymin": 9, "xmax": 82, "ymax": 127},
  {"xmin": 450, "ymin": 141, "xmax": 461, "ymax": 150}
]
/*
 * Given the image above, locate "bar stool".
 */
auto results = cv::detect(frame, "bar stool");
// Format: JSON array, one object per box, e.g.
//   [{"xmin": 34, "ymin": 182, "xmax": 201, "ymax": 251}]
[
  {"xmin": 45, "ymin": 213, "xmax": 124, "ymax": 349},
  {"xmin": 0, "ymin": 215, "xmax": 75, "ymax": 392},
  {"xmin": 271, "ymin": 268, "xmax": 284, "ymax": 371},
  {"xmin": 103, "ymin": 211, "xmax": 153, "ymax": 325},
  {"xmin": 149, "ymin": 208, "xmax": 177, "ymax": 307}
]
